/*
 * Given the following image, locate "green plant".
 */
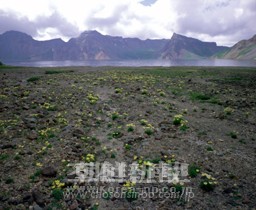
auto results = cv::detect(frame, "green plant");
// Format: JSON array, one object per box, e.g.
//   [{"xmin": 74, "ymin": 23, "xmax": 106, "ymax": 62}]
[
  {"xmin": 52, "ymin": 188, "xmax": 63, "ymax": 201},
  {"xmin": 83, "ymin": 154, "xmax": 95, "ymax": 162},
  {"xmin": 143, "ymin": 123, "xmax": 154, "ymax": 135},
  {"xmin": 41, "ymin": 102, "xmax": 57, "ymax": 111},
  {"xmin": 144, "ymin": 127, "xmax": 154, "ymax": 135},
  {"xmin": 159, "ymin": 91, "xmax": 166, "ymax": 97},
  {"xmin": 125, "ymin": 144, "xmax": 132, "ymax": 150},
  {"xmin": 173, "ymin": 114, "xmax": 183, "ymax": 125},
  {"xmin": 173, "ymin": 114, "xmax": 189, "ymax": 131},
  {"xmin": 150, "ymin": 157, "xmax": 162, "ymax": 164},
  {"xmin": 188, "ymin": 164, "xmax": 200, "ymax": 177},
  {"xmin": 111, "ymin": 131, "xmax": 123, "ymax": 138},
  {"xmin": 206, "ymin": 146, "xmax": 214, "ymax": 151},
  {"xmin": 0, "ymin": 153, "xmax": 9, "ymax": 161},
  {"xmin": 123, "ymin": 181, "xmax": 138, "ymax": 202},
  {"xmin": 5, "ymin": 177, "xmax": 14, "ymax": 184},
  {"xmin": 14, "ymin": 154, "xmax": 21, "ymax": 160},
  {"xmin": 173, "ymin": 183, "xmax": 183, "ymax": 193},
  {"xmin": 224, "ymin": 107, "xmax": 234, "ymax": 115},
  {"xmin": 45, "ymin": 70, "xmax": 74, "ymax": 74},
  {"xmin": 115, "ymin": 87, "xmax": 123, "ymax": 94},
  {"xmin": 141, "ymin": 89, "xmax": 148, "ymax": 95},
  {"xmin": 27, "ymin": 76, "xmax": 40, "ymax": 82},
  {"xmin": 111, "ymin": 112, "xmax": 119, "ymax": 120},
  {"xmin": 29, "ymin": 169, "xmax": 42, "ymax": 182},
  {"xmin": 87, "ymin": 93, "xmax": 99, "ymax": 104},
  {"xmin": 139, "ymin": 119, "xmax": 148, "ymax": 126},
  {"xmin": 190, "ymin": 92, "xmax": 211, "ymax": 101},
  {"xmin": 125, "ymin": 190, "xmax": 138, "ymax": 202},
  {"xmin": 200, "ymin": 173, "xmax": 217, "ymax": 192},
  {"xmin": 126, "ymin": 123, "xmax": 135, "ymax": 132},
  {"xmin": 229, "ymin": 131, "xmax": 237, "ymax": 139},
  {"xmin": 90, "ymin": 204, "xmax": 99, "ymax": 210}
]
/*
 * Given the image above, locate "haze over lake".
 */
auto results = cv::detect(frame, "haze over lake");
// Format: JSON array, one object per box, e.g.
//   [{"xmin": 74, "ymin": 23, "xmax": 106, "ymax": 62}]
[{"xmin": 5, "ymin": 59, "xmax": 256, "ymax": 67}]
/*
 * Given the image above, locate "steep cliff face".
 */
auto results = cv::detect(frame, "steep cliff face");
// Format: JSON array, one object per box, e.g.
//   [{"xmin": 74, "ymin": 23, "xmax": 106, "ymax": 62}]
[
  {"xmin": 221, "ymin": 35, "xmax": 256, "ymax": 60},
  {"xmin": 161, "ymin": 33, "xmax": 229, "ymax": 59},
  {"xmin": 0, "ymin": 30, "xmax": 168, "ymax": 61},
  {"xmin": 0, "ymin": 31, "xmax": 68, "ymax": 61},
  {"xmin": 69, "ymin": 30, "xmax": 168, "ymax": 60}
]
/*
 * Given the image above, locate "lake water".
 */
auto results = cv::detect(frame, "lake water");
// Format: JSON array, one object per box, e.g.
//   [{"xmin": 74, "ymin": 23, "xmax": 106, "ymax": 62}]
[{"xmin": 5, "ymin": 59, "xmax": 256, "ymax": 67}]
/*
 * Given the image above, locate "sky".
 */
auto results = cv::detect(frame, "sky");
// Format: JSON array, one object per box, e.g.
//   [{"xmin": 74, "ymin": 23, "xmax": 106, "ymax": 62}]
[{"xmin": 0, "ymin": 0, "xmax": 255, "ymax": 46}]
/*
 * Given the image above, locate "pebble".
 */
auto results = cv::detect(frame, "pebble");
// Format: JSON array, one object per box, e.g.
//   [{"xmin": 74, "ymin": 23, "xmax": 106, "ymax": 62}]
[
  {"xmin": 32, "ymin": 190, "xmax": 45, "ymax": 207},
  {"xmin": 41, "ymin": 166, "xmax": 57, "ymax": 177},
  {"xmin": 72, "ymin": 128, "xmax": 85, "ymax": 137}
]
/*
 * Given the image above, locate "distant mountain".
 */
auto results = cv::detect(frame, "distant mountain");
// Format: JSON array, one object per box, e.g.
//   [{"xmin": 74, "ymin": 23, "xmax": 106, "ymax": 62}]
[
  {"xmin": 0, "ymin": 31, "xmax": 68, "ymax": 61},
  {"xmin": 161, "ymin": 33, "xmax": 229, "ymax": 59},
  {"xmin": 0, "ymin": 30, "xmax": 168, "ymax": 61},
  {"xmin": 220, "ymin": 35, "xmax": 256, "ymax": 60},
  {"xmin": 68, "ymin": 30, "xmax": 169, "ymax": 60},
  {"xmin": 5, "ymin": 30, "xmax": 256, "ymax": 62}
]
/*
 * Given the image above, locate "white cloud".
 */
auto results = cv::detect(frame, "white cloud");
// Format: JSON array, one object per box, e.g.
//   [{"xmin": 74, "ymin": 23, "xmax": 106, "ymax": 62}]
[{"xmin": 0, "ymin": 0, "xmax": 255, "ymax": 46}]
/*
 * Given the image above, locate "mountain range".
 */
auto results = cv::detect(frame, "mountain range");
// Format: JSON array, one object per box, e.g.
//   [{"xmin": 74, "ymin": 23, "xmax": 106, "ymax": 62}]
[
  {"xmin": 220, "ymin": 34, "xmax": 256, "ymax": 60},
  {"xmin": 0, "ymin": 30, "xmax": 255, "ymax": 62}
]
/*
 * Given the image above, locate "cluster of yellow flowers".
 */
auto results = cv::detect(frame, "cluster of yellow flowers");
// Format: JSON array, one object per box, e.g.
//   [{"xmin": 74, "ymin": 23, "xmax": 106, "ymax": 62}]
[
  {"xmin": 126, "ymin": 123, "xmax": 135, "ymax": 127},
  {"xmin": 0, "ymin": 119, "xmax": 19, "ymax": 128},
  {"xmin": 22, "ymin": 90, "xmax": 30, "ymax": 97},
  {"xmin": 139, "ymin": 119, "xmax": 148, "ymax": 126},
  {"xmin": 36, "ymin": 162, "xmax": 43, "ymax": 167},
  {"xmin": 141, "ymin": 89, "xmax": 148, "ymax": 95},
  {"xmin": 87, "ymin": 93, "xmax": 99, "ymax": 104},
  {"xmin": 83, "ymin": 153, "xmax": 95, "ymax": 162},
  {"xmin": 157, "ymin": 89, "xmax": 166, "ymax": 97},
  {"xmin": 173, "ymin": 114, "xmax": 183, "ymax": 125},
  {"xmin": 38, "ymin": 140, "xmax": 51, "ymax": 153},
  {"xmin": 41, "ymin": 102, "xmax": 56, "ymax": 111},
  {"xmin": 201, "ymin": 173, "xmax": 218, "ymax": 185},
  {"xmin": 38, "ymin": 127, "xmax": 55, "ymax": 139},
  {"xmin": 56, "ymin": 112, "xmax": 68, "ymax": 125},
  {"xmin": 0, "ymin": 94, "xmax": 8, "ymax": 99},
  {"xmin": 126, "ymin": 123, "xmax": 135, "ymax": 132},
  {"xmin": 143, "ymin": 123, "xmax": 154, "ymax": 135},
  {"xmin": 224, "ymin": 107, "xmax": 234, "ymax": 115},
  {"xmin": 115, "ymin": 87, "xmax": 123, "ymax": 94},
  {"xmin": 143, "ymin": 161, "xmax": 154, "ymax": 167},
  {"xmin": 163, "ymin": 154, "xmax": 176, "ymax": 164},
  {"xmin": 173, "ymin": 114, "xmax": 188, "ymax": 130},
  {"xmin": 52, "ymin": 180, "xmax": 65, "ymax": 189},
  {"xmin": 123, "ymin": 181, "xmax": 136, "ymax": 191},
  {"xmin": 134, "ymin": 156, "xmax": 154, "ymax": 167}
]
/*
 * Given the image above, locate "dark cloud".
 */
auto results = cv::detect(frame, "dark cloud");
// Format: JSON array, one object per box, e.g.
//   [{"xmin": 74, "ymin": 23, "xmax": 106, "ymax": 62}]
[
  {"xmin": 0, "ymin": 10, "xmax": 38, "ymax": 36},
  {"xmin": 140, "ymin": 0, "xmax": 158, "ymax": 6},
  {"xmin": 0, "ymin": 10, "xmax": 79, "ymax": 40},
  {"xmin": 0, "ymin": 0, "xmax": 255, "ymax": 46},
  {"xmin": 35, "ymin": 13, "xmax": 79, "ymax": 38}
]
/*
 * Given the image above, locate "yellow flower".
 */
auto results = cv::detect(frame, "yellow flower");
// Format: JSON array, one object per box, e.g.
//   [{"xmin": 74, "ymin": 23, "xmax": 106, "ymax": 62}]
[{"xmin": 36, "ymin": 162, "xmax": 42, "ymax": 167}]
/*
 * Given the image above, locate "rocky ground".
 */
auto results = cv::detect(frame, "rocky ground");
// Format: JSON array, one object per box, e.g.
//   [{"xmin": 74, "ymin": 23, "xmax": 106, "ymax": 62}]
[{"xmin": 0, "ymin": 66, "xmax": 256, "ymax": 210}]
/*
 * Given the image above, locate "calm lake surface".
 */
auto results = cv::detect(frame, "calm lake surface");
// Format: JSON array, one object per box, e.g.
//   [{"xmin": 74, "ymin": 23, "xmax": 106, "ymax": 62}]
[{"xmin": 5, "ymin": 59, "xmax": 256, "ymax": 67}]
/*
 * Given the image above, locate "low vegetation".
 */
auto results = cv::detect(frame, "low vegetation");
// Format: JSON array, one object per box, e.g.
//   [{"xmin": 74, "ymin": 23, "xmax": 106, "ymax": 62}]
[{"xmin": 0, "ymin": 66, "xmax": 255, "ymax": 209}]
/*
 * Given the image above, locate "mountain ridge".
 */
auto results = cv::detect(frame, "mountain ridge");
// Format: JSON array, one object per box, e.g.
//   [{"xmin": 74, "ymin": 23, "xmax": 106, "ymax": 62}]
[
  {"xmin": 2, "ymin": 30, "xmax": 254, "ymax": 62},
  {"xmin": 220, "ymin": 34, "xmax": 256, "ymax": 60},
  {"xmin": 161, "ymin": 33, "xmax": 229, "ymax": 59}
]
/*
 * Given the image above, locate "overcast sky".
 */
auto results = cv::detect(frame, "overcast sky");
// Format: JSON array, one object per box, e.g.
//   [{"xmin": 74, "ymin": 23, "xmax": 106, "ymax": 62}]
[{"xmin": 0, "ymin": 0, "xmax": 255, "ymax": 46}]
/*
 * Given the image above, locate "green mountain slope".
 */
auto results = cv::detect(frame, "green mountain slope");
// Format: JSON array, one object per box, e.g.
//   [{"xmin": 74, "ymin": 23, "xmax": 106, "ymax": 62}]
[{"xmin": 222, "ymin": 35, "xmax": 256, "ymax": 60}]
